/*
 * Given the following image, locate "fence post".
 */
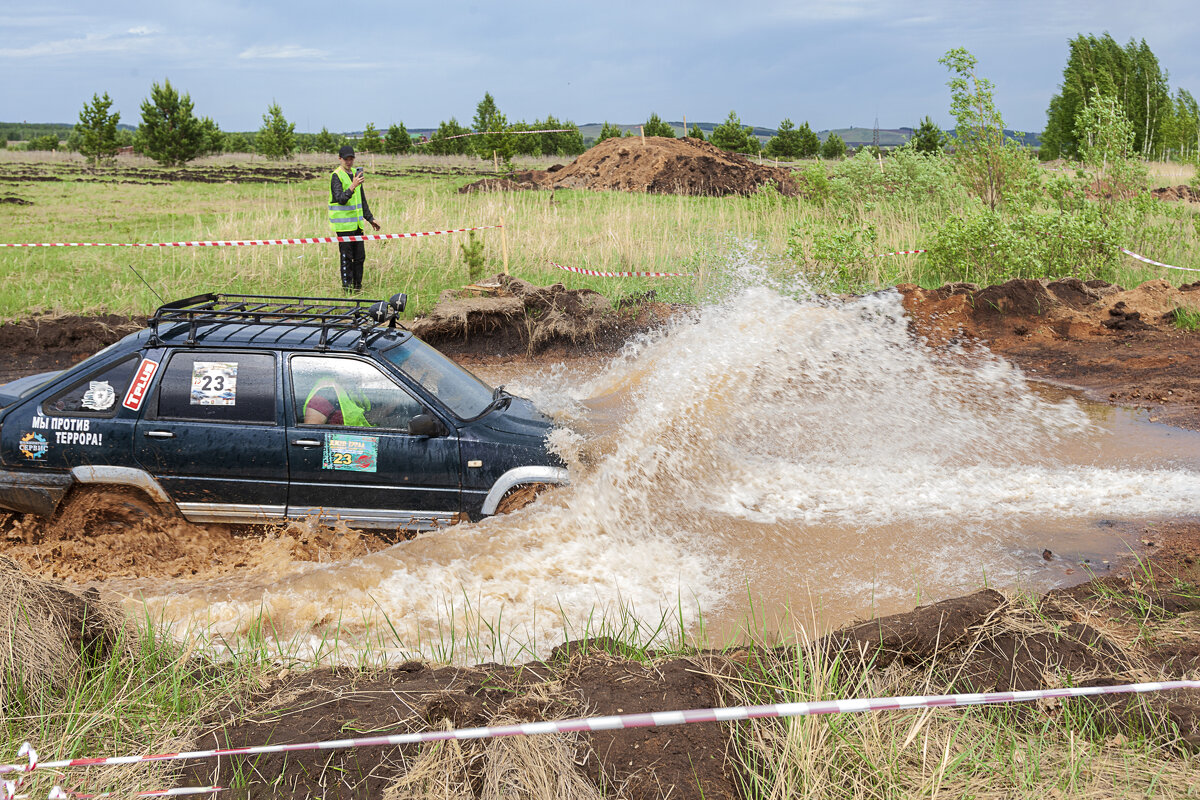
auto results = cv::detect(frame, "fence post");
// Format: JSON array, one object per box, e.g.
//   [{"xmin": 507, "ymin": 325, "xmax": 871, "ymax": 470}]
[{"xmin": 500, "ymin": 216, "xmax": 510, "ymax": 275}]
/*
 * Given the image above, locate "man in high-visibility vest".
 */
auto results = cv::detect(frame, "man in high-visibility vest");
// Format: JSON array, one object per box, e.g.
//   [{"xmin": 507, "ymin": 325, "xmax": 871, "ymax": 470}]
[{"xmin": 329, "ymin": 144, "xmax": 382, "ymax": 293}]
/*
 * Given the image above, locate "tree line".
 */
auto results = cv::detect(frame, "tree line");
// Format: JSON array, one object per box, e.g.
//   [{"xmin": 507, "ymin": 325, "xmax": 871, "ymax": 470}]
[{"xmin": 1042, "ymin": 33, "xmax": 1198, "ymax": 160}]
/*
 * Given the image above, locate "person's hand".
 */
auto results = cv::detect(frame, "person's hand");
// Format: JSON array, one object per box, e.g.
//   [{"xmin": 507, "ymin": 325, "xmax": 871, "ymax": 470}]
[
  {"xmin": 370, "ymin": 220, "xmax": 382, "ymax": 232},
  {"xmin": 351, "ymin": 174, "xmax": 365, "ymax": 189}
]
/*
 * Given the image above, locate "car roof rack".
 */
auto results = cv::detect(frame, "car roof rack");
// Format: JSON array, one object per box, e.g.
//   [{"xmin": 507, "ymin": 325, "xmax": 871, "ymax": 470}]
[{"xmin": 148, "ymin": 292, "xmax": 407, "ymax": 352}]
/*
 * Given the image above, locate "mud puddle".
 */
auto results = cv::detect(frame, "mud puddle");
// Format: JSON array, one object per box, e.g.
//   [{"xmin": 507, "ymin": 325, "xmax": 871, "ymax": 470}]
[{"xmin": 80, "ymin": 287, "xmax": 1199, "ymax": 663}]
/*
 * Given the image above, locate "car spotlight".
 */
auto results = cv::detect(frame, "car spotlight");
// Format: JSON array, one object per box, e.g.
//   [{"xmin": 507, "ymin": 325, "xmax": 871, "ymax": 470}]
[
  {"xmin": 368, "ymin": 301, "xmax": 394, "ymax": 324},
  {"xmin": 389, "ymin": 293, "xmax": 408, "ymax": 313}
]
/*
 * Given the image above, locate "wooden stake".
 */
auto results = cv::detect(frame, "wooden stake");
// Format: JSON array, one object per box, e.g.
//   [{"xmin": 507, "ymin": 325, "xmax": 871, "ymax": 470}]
[
  {"xmin": 500, "ymin": 216, "xmax": 510, "ymax": 275},
  {"xmin": 683, "ymin": 115, "xmax": 687, "ymax": 138},
  {"xmin": 640, "ymin": 125, "xmax": 645, "ymax": 143},
  {"xmin": 493, "ymin": 150, "xmax": 499, "ymax": 171}
]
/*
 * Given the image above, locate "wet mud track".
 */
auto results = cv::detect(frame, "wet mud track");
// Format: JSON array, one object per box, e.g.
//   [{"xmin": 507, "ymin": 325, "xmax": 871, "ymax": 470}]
[{"xmin": 3, "ymin": 279, "xmax": 1200, "ymax": 798}]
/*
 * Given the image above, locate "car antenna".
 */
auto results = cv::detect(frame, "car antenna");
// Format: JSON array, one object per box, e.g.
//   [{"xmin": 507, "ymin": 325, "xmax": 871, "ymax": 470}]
[{"xmin": 127, "ymin": 263, "xmax": 165, "ymax": 305}]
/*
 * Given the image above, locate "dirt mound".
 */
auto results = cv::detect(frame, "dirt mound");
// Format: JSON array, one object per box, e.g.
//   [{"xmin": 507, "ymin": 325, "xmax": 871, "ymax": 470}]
[
  {"xmin": 462, "ymin": 137, "xmax": 801, "ymax": 197},
  {"xmin": 1152, "ymin": 185, "xmax": 1200, "ymax": 203},
  {"xmin": 1, "ymin": 492, "xmax": 395, "ymax": 583},
  {"xmin": 1, "ymin": 196, "xmax": 32, "ymax": 205},
  {"xmin": 409, "ymin": 273, "xmax": 671, "ymax": 355},
  {"xmin": 457, "ymin": 177, "xmax": 537, "ymax": 194}
]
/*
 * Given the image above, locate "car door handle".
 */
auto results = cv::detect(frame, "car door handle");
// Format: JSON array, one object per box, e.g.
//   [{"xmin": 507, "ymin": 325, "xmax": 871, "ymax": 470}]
[
  {"xmin": 144, "ymin": 430, "xmax": 175, "ymax": 439},
  {"xmin": 291, "ymin": 439, "xmax": 322, "ymax": 447}
]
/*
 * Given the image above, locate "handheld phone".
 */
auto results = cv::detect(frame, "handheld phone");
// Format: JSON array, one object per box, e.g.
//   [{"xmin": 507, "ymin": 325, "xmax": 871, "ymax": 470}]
[{"xmin": 355, "ymin": 167, "xmax": 364, "ymax": 177}]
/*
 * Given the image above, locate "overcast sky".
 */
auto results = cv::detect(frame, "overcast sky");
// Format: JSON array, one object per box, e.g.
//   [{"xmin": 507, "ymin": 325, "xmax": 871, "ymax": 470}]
[{"xmin": 2, "ymin": 0, "xmax": 1197, "ymax": 134}]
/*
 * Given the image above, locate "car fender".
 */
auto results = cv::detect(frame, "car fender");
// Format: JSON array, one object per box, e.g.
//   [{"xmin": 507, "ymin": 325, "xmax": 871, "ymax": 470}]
[
  {"xmin": 480, "ymin": 466, "xmax": 569, "ymax": 516},
  {"xmin": 71, "ymin": 465, "xmax": 173, "ymax": 505}
]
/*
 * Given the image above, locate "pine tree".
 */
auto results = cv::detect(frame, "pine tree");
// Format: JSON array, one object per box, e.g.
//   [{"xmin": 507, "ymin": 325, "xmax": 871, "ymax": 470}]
[
  {"xmin": 256, "ymin": 103, "xmax": 295, "ymax": 159},
  {"xmin": 643, "ymin": 113, "xmax": 676, "ymax": 138},
  {"xmin": 596, "ymin": 121, "xmax": 624, "ymax": 143},
  {"xmin": 688, "ymin": 124, "xmax": 706, "ymax": 141},
  {"xmin": 76, "ymin": 92, "xmax": 121, "ymax": 167},
  {"xmin": 820, "ymin": 132, "xmax": 846, "ymax": 159},
  {"xmin": 910, "ymin": 116, "xmax": 946, "ymax": 154},
  {"xmin": 199, "ymin": 117, "xmax": 224, "ymax": 155},
  {"xmin": 471, "ymin": 93, "xmax": 513, "ymax": 161},
  {"xmin": 764, "ymin": 118, "xmax": 802, "ymax": 159},
  {"xmin": 796, "ymin": 122, "xmax": 821, "ymax": 158},
  {"xmin": 135, "ymin": 79, "xmax": 204, "ymax": 166},
  {"xmin": 359, "ymin": 122, "xmax": 383, "ymax": 154},
  {"xmin": 711, "ymin": 111, "xmax": 752, "ymax": 153},
  {"xmin": 314, "ymin": 127, "xmax": 338, "ymax": 154},
  {"xmin": 385, "ymin": 123, "xmax": 412, "ymax": 155},
  {"xmin": 427, "ymin": 118, "xmax": 470, "ymax": 155}
]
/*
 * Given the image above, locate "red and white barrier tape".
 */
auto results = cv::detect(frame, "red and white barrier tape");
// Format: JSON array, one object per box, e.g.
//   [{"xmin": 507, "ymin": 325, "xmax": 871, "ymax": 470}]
[
  {"xmin": 0, "ymin": 226, "xmax": 502, "ymax": 249},
  {"xmin": 49, "ymin": 786, "xmax": 223, "ymax": 798},
  {"xmin": 549, "ymin": 260, "xmax": 692, "ymax": 278},
  {"xmin": 5, "ymin": 679, "xmax": 1196, "ymax": 777},
  {"xmin": 1118, "ymin": 245, "xmax": 1200, "ymax": 273},
  {"xmin": 868, "ymin": 248, "xmax": 928, "ymax": 258},
  {"xmin": 862, "ymin": 241, "xmax": 1198, "ymax": 273}
]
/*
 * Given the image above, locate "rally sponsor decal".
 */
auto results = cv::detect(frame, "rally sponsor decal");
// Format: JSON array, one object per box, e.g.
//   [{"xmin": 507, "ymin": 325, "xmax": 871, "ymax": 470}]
[
  {"xmin": 18, "ymin": 432, "xmax": 48, "ymax": 460},
  {"xmin": 123, "ymin": 358, "xmax": 159, "ymax": 411},
  {"xmin": 80, "ymin": 380, "xmax": 116, "ymax": 411},
  {"xmin": 323, "ymin": 433, "xmax": 378, "ymax": 473},
  {"xmin": 190, "ymin": 361, "xmax": 238, "ymax": 406},
  {"xmin": 31, "ymin": 415, "xmax": 104, "ymax": 446}
]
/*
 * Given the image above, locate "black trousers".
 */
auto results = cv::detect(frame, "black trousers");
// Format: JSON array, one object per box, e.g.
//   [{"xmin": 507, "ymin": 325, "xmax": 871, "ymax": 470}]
[{"xmin": 338, "ymin": 229, "xmax": 365, "ymax": 290}]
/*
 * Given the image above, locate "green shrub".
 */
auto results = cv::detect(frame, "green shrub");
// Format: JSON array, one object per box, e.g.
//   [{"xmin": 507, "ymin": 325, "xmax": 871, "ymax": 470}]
[
  {"xmin": 788, "ymin": 221, "xmax": 881, "ymax": 292},
  {"xmin": 459, "ymin": 231, "xmax": 487, "ymax": 282},
  {"xmin": 927, "ymin": 203, "xmax": 1118, "ymax": 285}
]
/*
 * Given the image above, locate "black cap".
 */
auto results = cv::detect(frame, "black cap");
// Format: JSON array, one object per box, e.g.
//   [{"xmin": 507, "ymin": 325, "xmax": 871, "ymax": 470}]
[{"xmin": 338, "ymin": 145, "xmax": 355, "ymax": 159}]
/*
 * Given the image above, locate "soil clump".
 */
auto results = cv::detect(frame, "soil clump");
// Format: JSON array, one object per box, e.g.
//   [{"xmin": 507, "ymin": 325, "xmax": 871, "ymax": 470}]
[
  {"xmin": 1152, "ymin": 184, "xmax": 1200, "ymax": 203},
  {"xmin": 897, "ymin": 277, "xmax": 1200, "ymax": 429},
  {"xmin": 409, "ymin": 273, "xmax": 674, "ymax": 356},
  {"xmin": 459, "ymin": 137, "xmax": 802, "ymax": 197}
]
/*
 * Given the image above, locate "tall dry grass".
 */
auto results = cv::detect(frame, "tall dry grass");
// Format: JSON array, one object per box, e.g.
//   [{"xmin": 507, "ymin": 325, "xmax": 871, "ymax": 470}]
[{"xmin": 0, "ymin": 151, "xmax": 1194, "ymax": 319}]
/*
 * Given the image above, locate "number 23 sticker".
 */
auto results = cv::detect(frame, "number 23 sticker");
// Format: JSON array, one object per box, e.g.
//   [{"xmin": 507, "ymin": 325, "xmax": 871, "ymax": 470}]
[{"xmin": 191, "ymin": 361, "xmax": 238, "ymax": 406}]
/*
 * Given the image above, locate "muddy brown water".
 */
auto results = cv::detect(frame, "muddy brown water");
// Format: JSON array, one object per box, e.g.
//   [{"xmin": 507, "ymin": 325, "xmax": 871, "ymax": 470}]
[{"xmin": 90, "ymin": 288, "xmax": 1200, "ymax": 663}]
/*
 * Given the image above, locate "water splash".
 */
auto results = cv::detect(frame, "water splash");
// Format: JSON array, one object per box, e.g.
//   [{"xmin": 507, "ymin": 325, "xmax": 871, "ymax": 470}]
[{"xmin": 126, "ymin": 260, "xmax": 1200, "ymax": 662}]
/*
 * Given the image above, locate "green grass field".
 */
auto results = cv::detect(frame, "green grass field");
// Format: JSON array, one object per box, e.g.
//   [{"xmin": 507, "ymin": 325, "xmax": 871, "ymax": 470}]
[{"xmin": 2, "ymin": 149, "xmax": 1196, "ymax": 321}]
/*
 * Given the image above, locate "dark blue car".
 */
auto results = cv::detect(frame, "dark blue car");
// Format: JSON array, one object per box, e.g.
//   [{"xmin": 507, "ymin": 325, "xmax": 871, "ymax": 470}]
[{"xmin": 0, "ymin": 293, "xmax": 567, "ymax": 531}]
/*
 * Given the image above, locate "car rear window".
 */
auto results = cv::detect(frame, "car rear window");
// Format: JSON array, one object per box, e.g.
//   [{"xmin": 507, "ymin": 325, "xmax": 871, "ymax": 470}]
[{"xmin": 156, "ymin": 352, "xmax": 277, "ymax": 423}]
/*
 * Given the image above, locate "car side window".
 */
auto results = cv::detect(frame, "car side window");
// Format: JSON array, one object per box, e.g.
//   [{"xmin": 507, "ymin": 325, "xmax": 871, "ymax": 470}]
[
  {"xmin": 292, "ymin": 356, "xmax": 424, "ymax": 430},
  {"xmin": 156, "ymin": 352, "xmax": 277, "ymax": 423},
  {"xmin": 44, "ymin": 355, "xmax": 139, "ymax": 418}
]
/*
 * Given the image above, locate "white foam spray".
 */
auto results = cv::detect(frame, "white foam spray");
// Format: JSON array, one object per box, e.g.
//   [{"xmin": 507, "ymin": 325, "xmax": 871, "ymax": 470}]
[{"xmin": 129, "ymin": 255, "xmax": 1200, "ymax": 662}]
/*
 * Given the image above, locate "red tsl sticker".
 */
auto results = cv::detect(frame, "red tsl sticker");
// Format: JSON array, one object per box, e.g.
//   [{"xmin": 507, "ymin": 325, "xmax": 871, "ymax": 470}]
[{"xmin": 122, "ymin": 358, "xmax": 159, "ymax": 411}]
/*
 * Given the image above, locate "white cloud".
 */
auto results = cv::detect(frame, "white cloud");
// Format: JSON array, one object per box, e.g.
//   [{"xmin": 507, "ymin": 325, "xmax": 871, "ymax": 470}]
[
  {"xmin": 0, "ymin": 32, "xmax": 155, "ymax": 59},
  {"xmin": 238, "ymin": 45, "xmax": 327, "ymax": 60},
  {"xmin": 127, "ymin": 25, "xmax": 155, "ymax": 35}
]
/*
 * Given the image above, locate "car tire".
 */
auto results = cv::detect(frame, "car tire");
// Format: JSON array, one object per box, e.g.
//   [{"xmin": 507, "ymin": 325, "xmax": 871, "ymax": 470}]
[
  {"xmin": 494, "ymin": 482, "xmax": 552, "ymax": 515},
  {"xmin": 52, "ymin": 486, "xmax": 170, "ymax": 537}
]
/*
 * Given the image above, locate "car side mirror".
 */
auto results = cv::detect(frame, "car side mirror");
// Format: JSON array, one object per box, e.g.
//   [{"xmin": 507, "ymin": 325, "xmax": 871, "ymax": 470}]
[{"xmin": 408, "ymin": 414, "xmax": 446, "ymax": 437}]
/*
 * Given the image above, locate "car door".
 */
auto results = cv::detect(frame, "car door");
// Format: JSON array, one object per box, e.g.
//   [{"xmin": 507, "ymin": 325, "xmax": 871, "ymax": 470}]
[
  {"xmin": 285, "ymin": 354, "xmax": 461, "ymax": 530},
  {"xmin": 133, "ymin": 350, "xmax": 289, "ymax": 523}
]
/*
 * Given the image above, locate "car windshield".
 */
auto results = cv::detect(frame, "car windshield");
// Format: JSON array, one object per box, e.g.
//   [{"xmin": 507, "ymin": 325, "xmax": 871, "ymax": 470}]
[{"xmin": 382, "ymin": 338, "xmax": 495, "ymax": 419}]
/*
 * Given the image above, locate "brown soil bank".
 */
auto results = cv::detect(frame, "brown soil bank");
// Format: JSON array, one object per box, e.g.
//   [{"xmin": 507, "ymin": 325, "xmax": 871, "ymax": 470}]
[
  {"xmin": 177, "ymin": 560, "xmax": 1200, "ymax": 799},
  {"xmin": 898, "ymin": 277, "xmax": 1200, "ymax": 429},
  {"xmin": 460, "ymin": 136, "xmax": 802, "ymax": 197}
]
